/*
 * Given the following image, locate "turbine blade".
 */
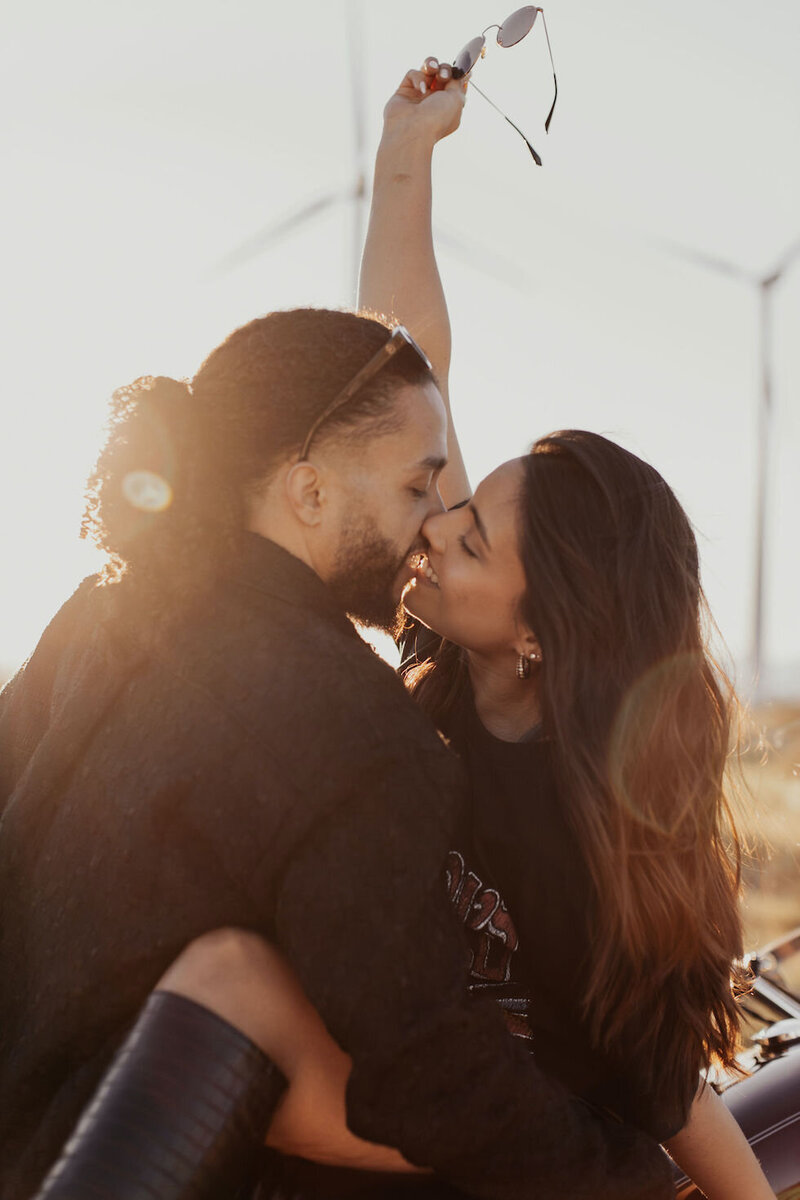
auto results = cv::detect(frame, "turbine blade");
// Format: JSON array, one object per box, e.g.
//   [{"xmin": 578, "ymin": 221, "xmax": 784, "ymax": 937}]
[
  {"xmin": 433, "ymin": 225, "xmax": 532, "ymax": 293},
  {"xmin": 646, "ymin": 235, "xmax": 755, "ymax": 283},
  {"xmin": 771, "ymin": 235, "xmax": 800, "ymax": 278},
  {"xmin": 211, "ymin": 191, "xmax": 350, "ymax": 276}
]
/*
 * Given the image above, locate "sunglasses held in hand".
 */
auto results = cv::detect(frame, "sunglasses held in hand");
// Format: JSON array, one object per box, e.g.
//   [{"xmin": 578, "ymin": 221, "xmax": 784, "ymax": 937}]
[{"xmin": 452, "ymin": 5, "xmax": 557, "ymax": 167}]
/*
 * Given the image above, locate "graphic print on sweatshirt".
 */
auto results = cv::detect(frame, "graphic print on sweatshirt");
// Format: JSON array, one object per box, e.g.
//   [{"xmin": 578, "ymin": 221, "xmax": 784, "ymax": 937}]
[{"xmin": 445, "ymin": 849, "xmax": 533, "ymax": 1042}]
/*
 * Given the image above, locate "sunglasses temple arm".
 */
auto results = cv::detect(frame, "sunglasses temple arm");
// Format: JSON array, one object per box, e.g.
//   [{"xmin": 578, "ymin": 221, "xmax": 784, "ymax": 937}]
[
  {"xmin": 467, "ymin": 78, "xmax": 543, "ymax": 166},
  {"xmin": 538, "ymin": 11, "xmax": 558, "ymax": 132}
]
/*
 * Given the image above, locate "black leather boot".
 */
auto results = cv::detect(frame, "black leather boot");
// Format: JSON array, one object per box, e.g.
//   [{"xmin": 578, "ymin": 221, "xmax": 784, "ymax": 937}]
[{"xmin": 35, "ymin": 990, "xmax": 288, "ymax": 1200}]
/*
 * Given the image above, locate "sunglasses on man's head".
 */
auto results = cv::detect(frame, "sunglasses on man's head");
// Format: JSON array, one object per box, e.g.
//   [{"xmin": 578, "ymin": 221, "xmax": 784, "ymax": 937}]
[
  {"xmin": 452, "ymin": 5, "xmax": 558, "ymax": 167},
  {"xmin": 298, "ymin": 326, "xmax": 432, "ymax": 462}
]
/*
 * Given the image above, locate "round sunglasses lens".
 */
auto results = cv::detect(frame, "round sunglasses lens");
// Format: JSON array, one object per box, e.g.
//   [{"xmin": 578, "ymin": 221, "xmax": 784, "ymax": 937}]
[
  {"xmin": 497, "ymin": 5, "xmax": 537, "ymax": 48},
  {"xmin": 453, "ymin": 35, "xmax": 485, "ymax": 76}
]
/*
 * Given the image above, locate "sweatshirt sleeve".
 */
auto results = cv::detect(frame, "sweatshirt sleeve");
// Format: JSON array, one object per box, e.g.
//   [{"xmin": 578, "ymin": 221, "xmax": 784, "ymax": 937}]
[{"xmin": 272, "ymin": 746, "xmax": 673, "ymax": 1200}]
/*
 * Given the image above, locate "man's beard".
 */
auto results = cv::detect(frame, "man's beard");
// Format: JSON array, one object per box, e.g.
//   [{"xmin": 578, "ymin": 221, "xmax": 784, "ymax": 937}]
[{"xmin": 327, "ymin": 514, "xmax": 413, "ymax": 637}]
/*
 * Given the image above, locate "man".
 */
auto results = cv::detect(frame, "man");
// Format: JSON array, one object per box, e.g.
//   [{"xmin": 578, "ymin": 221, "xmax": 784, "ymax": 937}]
[{"xmin": 0, "ymin": 310, "xmax": 671, "ymax": 1200}]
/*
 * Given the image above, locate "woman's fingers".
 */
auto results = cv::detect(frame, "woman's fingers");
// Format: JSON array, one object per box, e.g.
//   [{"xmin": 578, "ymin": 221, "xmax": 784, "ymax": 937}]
[
  {"xmin": 385, "ymin": 59, "xmax": 468, "ymax": 136},
  {"xmin": 431, "ymin": 65, "xmax": 454, "ymax": 93},
  {"xmin": 398, "ymin": 59, "xmax": 464, "ymax": 100},
  {"xmin": 400, "ymin": 68, "xmax": 430, "ymax": 97},
  {"xmin": 421, "ymin": 58, "xmax": 457, "ymax": 93}
]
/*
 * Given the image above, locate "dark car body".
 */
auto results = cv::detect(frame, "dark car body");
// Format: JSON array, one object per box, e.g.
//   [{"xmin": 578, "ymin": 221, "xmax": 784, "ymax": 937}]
[{"xmin": 674, "ymin": 928, "xmax": 800, "ymax": 1199}]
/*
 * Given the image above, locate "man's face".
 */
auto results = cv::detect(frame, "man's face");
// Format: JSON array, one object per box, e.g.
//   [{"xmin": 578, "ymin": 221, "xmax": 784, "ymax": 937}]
[{"xmin": 321, "ymin": 381, "xmax": 448, "ymax": 633}]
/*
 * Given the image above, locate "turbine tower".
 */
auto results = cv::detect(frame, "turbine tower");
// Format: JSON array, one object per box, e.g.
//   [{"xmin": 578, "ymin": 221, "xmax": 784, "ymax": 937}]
[{"xmin": 651, "ymin": 235, "xmax": 800, "ymax": 693}]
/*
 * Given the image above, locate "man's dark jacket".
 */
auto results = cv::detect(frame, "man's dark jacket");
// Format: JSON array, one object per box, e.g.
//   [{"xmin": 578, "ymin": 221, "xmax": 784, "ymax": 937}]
[{"xmin": 0, "ymin": 534, "xmax": 672, "ymax": 1200}]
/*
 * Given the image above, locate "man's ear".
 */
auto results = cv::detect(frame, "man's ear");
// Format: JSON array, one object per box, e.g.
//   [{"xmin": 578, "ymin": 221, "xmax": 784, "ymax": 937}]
[{"xmin": 285, "ymin": 461, "xmax": 325, "ymax": 527}]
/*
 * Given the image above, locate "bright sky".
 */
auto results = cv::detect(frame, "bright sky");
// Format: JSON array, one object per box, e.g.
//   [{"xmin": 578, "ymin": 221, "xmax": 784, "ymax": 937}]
[{"xmin": 2, "ymin": 0, "xmax": 799, "ymax": 697}]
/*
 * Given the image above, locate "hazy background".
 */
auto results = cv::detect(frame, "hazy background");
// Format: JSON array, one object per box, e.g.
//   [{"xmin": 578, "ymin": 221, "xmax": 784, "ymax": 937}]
[{"xmin": 2, "ymin": 0, "xmax": 799, "ymax": 700}]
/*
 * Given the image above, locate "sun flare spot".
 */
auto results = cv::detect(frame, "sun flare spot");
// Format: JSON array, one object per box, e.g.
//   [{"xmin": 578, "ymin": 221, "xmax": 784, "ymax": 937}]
[{"xmin": 122, "ymin": 470, "xmax": 173, "ymax": 513}]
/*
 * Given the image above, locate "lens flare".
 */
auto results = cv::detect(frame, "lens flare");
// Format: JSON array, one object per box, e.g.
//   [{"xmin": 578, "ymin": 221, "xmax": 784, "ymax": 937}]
[
  {"xmin": 121, "ymin": 470, "xmax": 173, "ymax": 513},
  {"xmin": 607, "ymin": 651, "xmax": 706, "ymax": 838}
]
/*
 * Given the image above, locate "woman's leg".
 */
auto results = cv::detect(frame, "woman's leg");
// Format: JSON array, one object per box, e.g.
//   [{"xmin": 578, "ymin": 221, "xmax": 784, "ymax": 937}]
[
  {"xmin": 36, "ymin": 929, "xmax": 420, "ymax": 1200},
  {"xmin": 34, "ymin": 932, "xmax": 289, "ymax": 1200},
  {"xmin": 158, "ymin": 929, "xmax": 422, "ymax": 1173}
]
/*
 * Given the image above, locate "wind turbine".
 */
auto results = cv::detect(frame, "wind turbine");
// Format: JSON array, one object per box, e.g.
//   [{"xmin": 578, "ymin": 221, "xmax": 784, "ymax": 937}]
[
  {"xmin": 213, "ymin": 1, "xmax": 368, "ymax": 302},
  {"xmin": 650, "ymin": 234, "xmax": 800, "ymax": 693}
]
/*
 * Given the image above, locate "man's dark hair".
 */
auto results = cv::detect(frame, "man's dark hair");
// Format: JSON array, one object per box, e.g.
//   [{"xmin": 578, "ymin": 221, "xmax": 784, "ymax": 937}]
[{"xmin": 82, "ymin": 309, "xmax": 433, "ymax": 593}]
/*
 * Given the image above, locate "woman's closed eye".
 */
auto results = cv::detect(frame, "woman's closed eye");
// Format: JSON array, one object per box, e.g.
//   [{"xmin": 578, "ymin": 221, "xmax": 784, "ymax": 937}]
[{"xmin": 458, "ymin": 534, "xmax": 477, "ymax": 559}]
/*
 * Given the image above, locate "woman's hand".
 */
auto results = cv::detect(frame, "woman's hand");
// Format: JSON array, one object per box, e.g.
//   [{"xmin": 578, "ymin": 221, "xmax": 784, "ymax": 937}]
[{"xmin": 383, "ymin": 57, "xmax": 467, "ymax": 146}]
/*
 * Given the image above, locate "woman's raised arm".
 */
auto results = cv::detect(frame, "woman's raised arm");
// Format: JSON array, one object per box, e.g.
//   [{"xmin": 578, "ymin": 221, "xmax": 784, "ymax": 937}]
[{"xmin": 358, "ymin": 59, "xmax": 471, "ymax": 506}]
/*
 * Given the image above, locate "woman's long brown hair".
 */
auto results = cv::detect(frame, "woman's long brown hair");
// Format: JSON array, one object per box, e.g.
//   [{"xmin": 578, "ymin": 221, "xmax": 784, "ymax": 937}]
[{"xmin": 408, "ymin": 430, "xmax": 745, "ymax": 1118}]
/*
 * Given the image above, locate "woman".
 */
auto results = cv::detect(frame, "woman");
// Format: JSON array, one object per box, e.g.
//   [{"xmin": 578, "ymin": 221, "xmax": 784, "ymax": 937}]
[
  {"xmin": 35, "ymin": 60, "xmax": 772, "ymax": 1200},
  {"xmin": 356, "ymin": 58, "xmax": 771, "ymax": 1194}
]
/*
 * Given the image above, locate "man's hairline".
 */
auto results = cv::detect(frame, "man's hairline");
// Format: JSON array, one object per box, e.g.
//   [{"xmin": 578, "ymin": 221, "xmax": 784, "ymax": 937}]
[
  {"xmin": 257, "ymin": 376, "xmax": 444, "ymax": 491},
  {"xmin": 308, "ymin": 377, "xmax": 446, "ymax": 468}
]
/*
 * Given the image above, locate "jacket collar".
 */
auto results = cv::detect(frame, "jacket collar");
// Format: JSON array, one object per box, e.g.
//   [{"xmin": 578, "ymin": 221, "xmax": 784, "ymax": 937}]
[{"xmin": 230, "ymin": 532, "xmax": 359, "ymax": 637}]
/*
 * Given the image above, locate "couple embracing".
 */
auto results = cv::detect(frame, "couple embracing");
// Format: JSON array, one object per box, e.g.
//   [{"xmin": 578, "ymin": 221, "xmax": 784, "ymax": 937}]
[{"xmin": 0, "ymin": 59, "xmax": 772, "ymax": 1200}]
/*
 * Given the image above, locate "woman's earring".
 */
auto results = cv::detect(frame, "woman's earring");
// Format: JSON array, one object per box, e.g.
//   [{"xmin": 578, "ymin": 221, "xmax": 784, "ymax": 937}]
[{"xmin": 516, "ymin": 650, "xmax": 541, "ymax": 679}]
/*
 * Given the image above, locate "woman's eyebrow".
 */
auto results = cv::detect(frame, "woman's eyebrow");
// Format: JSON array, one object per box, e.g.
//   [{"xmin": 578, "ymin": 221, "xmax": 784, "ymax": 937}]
[{"xmin": 468, "ymin": 503, "xmax": 491, "ymax": 549}]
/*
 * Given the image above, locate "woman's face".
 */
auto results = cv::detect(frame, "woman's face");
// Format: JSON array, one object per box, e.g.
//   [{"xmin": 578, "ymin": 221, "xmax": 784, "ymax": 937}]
[{"xmin": 404, "ymin": 458, "xmax": 533, "ymax": 657}]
